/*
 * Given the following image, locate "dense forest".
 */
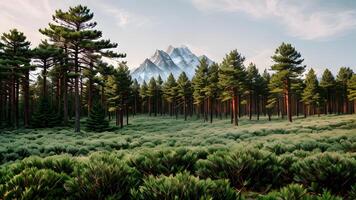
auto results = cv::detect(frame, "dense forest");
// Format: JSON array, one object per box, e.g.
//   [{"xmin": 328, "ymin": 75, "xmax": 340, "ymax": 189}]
[{"xmin": 0, "ymin": 5, "xmax": 355, "ymax": 132}]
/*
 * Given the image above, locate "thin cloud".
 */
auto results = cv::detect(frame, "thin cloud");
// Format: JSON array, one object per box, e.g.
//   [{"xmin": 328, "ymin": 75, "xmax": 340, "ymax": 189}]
[
  {"xmin": 0, "ymin": 0, "xmax": 54, "ymax": 46},
  {"xmin": 191, "ymin": 0, "xmax": 356, "ymax": 40},
  {"xmin": 100, "ymin": 5, "xmax": 153, "ymax": 29}
]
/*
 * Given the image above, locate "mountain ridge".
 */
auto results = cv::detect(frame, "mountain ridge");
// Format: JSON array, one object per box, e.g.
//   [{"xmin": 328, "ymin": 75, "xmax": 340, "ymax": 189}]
[{"xmin": 131, "ymin": 45, "xmax": 213, "ymax": 83}]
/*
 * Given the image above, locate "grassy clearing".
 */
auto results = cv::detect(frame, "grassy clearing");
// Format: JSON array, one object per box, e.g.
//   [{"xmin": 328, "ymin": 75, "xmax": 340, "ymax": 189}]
[{"xmin": 1, "ymin": 114, "xmax": 355, "ymax": 165}]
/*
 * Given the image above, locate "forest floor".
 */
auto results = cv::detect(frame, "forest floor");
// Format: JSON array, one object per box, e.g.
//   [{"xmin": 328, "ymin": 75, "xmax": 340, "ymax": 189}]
[{"xmin": 1, "ymin": 114, "xmax": 355, "ymax": 166}]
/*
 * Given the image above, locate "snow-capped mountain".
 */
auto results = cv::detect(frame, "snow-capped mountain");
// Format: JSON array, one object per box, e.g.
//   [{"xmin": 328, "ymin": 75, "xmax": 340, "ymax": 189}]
[
  {"xmin": 131, "ymin": 59, "xmax": 163, "ymax": 83},
  {"xmin": 131, "ymin": 45, "xmax": 213, "ymax": 83},
  {"xmin": 166, "ymin": 45, "xmax": 200, "ymax": 78},
  {"xmin": 150, "ymin": 50, "xmax": 182, "ymax": 80}
]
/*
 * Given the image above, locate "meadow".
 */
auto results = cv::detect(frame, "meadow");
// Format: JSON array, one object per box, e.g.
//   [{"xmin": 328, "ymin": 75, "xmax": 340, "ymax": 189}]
[{"xmin": 1, "ymin": 115, "xmax": 356, "ymax": 199}]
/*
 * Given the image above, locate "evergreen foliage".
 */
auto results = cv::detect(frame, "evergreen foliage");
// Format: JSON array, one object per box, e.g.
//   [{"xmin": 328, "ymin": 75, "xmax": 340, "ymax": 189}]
[
  {"xmin": 302, "ymin": 68, "xmax": 321, "ymax": 115},
  {"xmin": 85, "ymin": 102, "xmax": 109, "ymax": 132},
  {"xmin": 31, "ymin": 97, "xmax": 61, "ymax": 128},
  {"xmin": 271, "ymin": 42, "xmax": 305, "ymax": 122}
]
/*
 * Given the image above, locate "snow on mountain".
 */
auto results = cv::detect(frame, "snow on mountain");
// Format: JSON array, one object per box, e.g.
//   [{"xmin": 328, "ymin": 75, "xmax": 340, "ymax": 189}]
[
  {"xmin": 131, "ymin": 59, "xmax": 163, "ymax": 83},
  {"xmin": 150, "ymin": 50, "xmax": 182, "ymax": 79},
  {"xmin": 131, "ymin": 45, "xmax": 214, "ymax": 83},
  {"xmin": 166, "ymin": 45, "xmax": 200, "ymax": 79}
]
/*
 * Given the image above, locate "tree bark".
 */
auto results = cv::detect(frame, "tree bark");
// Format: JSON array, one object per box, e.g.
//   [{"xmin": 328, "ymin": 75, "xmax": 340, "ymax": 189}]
[
  {"xmin": 74, "ymin": 47, "xmax": 80, "ymax": 132},
  {"xmin": 23, "ymin": 70, "xmax": 30, "ymax": 128}
]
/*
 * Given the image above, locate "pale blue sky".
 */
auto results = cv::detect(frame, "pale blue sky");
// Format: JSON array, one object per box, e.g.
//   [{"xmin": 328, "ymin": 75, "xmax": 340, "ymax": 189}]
[{"xmin": 1, "ymin": 0, "xmax": 356, "ymax": 75}]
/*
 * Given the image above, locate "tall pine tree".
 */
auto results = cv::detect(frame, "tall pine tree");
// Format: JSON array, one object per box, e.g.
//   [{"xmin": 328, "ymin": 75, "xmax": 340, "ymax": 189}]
[
  {"xmin": 219, "ymin": 50, "xmax": 246, "ymax": 126},
  {"xmin": 271, "ymin": 43, "xmax": 305, "ymax": 122}
]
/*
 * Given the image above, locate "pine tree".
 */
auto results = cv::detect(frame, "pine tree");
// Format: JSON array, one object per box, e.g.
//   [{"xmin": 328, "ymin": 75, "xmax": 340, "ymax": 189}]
[
  {"xmin": 0, "ymin": 29, "xmax": 31, "ymax": 128},
  {"xmin": 192, "ymin": 57, "xmax": 209, "ymax": 121},
  {"xmin": 86, "ymin": 102, "xmax": 109, "ymax": 132},
  {"xmin": 336, "ymin": 67, "xmax": 353, "ymax": 114},
  {"xmin": 267, "ymin": 73, "xmax": 284, "ymax": 120},
  {"xmin": 177, "ymin": 72, "xmax": 192, "ymax": 121},
  {"xmin": 163, "ymin": 73, "xmax": 178, "ymax": 117},
  {"xmin": 33, "ymin": 40, "xmax": 62, "ymax": 98},
  {"xmin": 302, "ymin": 68, "xmax": 320, "ymax": 116},
  {"xmin": 246, "ymin": 63, "xmax": 261, "ymax": 120},
  {"xmin": 219, "ymin": 50, "xmax": 246, "ymax": 126},
  {"xmin": 261, "ymin": 69, "xmax": 271, "ymax": 119},
  {"xmin": 114, "ymin": 63, "xmax": 132, "ymax": 127},
  {"xmin": 205, "ymin": 63, "xmax": 219, "ymax": 123},
  {"xmin": 156, "ymin": 75, "xmax": 163, "ymax": 115},
  {"xmin": 131, "ymin": 79, "xmax": 140, "ymax": 115},
  {"xmin": 320, "ymin": 69, "xmax": 336, "ymax": 114},
  {"xmin": 347, "ymin": 74, "xmax": 356, "ymax": 114},
  {"xmin": 147, "ymin": 77, "xmax": 157, "ymax": 116},
  {"xmin": 271, "ymin": 43, "xmax": 305, "ymax": 122},
  {"xmin": 140, "ymin": 81, "xmax": 148, "ymax": 113},
  {"xmin": 31, "ymin": 97, "xmax": 60, "ymax": 128},
  {"xmin": 40, "ymin": 5, "xmax": 122, "ymax": 132}
]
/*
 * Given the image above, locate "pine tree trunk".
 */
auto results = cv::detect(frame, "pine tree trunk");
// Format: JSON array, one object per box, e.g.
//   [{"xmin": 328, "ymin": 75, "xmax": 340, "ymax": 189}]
[
  {"xmin": 74, "ymin": 48, "xmax": 80, "ymax": 132},
  {"xmin": 232, "ymin": 93, "xmax": 238, "ymax": 126},
  {"xmin": 249, "ymin": 92, "xmax": 252, "ymax": 120},
  {"xmin": 126, "ymin": 103, "xmax": 129, "ymax": 125},
  {"xmin": 23, "ymin": 71, "xmax": 30, "ymax": 128},
  {"xmin": 149, "ymin": 97, "xmax": 152, "ymax": 116},
  {"xmin": 285, "ymin": 81, "xmax": 292, "ymax": 122},
  {"xmin": 257, "ymin": 96, "xmax": 260, "ymax": 120},
  {"xmin": 184, "ymin": 97, "xmax": 187, "ymax": 121},
  {"xmin": 63, "ymin": 76, "xmax": 68, "ymax": 125},
  {"xmin": 87, "ymin": 63, "xmax": 93, "ymax": 116},
  {"xmin": 210, "ymin": 97, "xmax": 213, "ymax": 123},
  {"xmin": 15, "ymin": 79, "xmax": 19, "ymax": 128}
]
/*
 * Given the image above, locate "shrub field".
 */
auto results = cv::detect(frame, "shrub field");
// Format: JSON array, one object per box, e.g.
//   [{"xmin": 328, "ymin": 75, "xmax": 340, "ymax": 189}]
[{"xmin": 1, "ymin": 114, "xmax": 356, "ymax": 199}]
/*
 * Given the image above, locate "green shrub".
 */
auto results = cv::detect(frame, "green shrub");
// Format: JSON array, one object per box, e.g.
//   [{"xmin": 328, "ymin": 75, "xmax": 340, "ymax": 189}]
[
  {"xmin": 349, "ymin": 184, "xmax": 356, "ymax": 200},
  {"xmin": 0, "ymin": 168, "xmax": 69, "ymax": 200},
  {"xmin": 131, "ymin": 172, "xmax": 241, "ymax": 200},
  {"xmin": 85, "ymin": 103, "xmax": 110, "ymax": 132},
  {"xmin": 195, "ymin": 149, "xmax": 284, "ymax": 192},
  {"xmin": 31, "ymin": 97, "xmax": 61, "ymax": 128},
  {"xmin": 129, "ymin": 148, "xmax": 209, "ymax": 176},
  {"xmin": 292, "ymin": 153, "xmax": 356, "ymax": 195},
  {"xmin": 64, "ymin": 158, "xmax": 140, "ymax": 200},
  {"xmin": 9, "ymin": 155, "xmax": 78, "ymax": 176},
  {"xmin": 259, "ymin": 184, "xmax": 342, "ymax": 200}
]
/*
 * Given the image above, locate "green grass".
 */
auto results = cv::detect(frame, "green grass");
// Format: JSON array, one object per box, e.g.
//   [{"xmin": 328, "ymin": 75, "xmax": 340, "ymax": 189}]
[{"xmin": 1, "ymin": 114, "xmax": 355, "ymax": 165}]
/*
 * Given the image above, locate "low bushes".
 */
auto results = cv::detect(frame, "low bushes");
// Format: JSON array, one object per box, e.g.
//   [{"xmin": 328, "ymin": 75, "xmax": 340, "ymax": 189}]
[
  {"xmin": 259, "ymin": 184, "xmax": 342, "ymax": 200},
  {"xmin": 195, "ymin": 148, "xmax": 285, "ymax": 192},
  {"xmin": 292, "ymin": 153, "xmax": 356, "ymax": 195},
  {"xmin": 131, "ymin": 172, "xmax": 241, "ymax": 200},
  {"xmin": 0, "ymin": 148, "xmax": 355, "ymax": 199}
]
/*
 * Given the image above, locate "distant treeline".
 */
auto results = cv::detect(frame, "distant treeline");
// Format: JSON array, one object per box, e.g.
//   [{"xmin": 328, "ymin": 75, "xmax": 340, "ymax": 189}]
[{"xmin": 0, "ymin": 5, "xmax": 355, "ymax": 131}]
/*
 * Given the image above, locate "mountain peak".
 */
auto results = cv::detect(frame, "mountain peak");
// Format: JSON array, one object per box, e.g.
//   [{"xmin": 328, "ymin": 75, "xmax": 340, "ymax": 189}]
[{"xmin": 132, "ymin": 45, "xmax": 214, "ymax": 83}]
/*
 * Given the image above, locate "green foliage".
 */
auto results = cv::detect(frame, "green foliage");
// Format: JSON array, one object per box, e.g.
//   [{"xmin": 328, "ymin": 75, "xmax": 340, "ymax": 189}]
[
  {"xmin": 129, "ymin": 148, "xmax": 208, "ymax": 176},
  {"xmin": 163, "ymin": 73, "xmax": 178, "ymax": 103},
  {"xmin": 347, "ymin": 74, "xmax": 356, "ymax": 101},
  {"xmin": 195, "ymin": 148, "xmax": 284, "ymax": 191},
  {"xmin": 86, "ymin": 102, "xmax": 110, "ymax": 132},
  {"xmin": 292, "ymin": 153, "xmax": 356, "ymax": 194},
  {"xmin": 31, "ymin": 97, "xmax": 61, "ymax": 128},
  {"xmin": 219, "ymin": 49, "xmax": 246, "ymax": 98},
  {"xmin": 302, "ymin": 68, "xmax": 321, "ymax": 106},
  {"xmin": 192, "ymin": 57, "xmax": 209, "ymax": 104},
  {"xmin": 0, "ymin": 168, "xmax": 69, "ymax": 200},
  {"xmin": 320, "ymin": 69, "xmax": 335, "ymax": 89},
  {"xmin": 131, "ymin": 172, "xmax": 241, "ymax": 200},
  {"xmin": 65, "ymin": 157, "xmax": 140, "ymax": 200},
  {"xmin": 260, "ymin": 184, "xmax": 342, "ymax": 200}
]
